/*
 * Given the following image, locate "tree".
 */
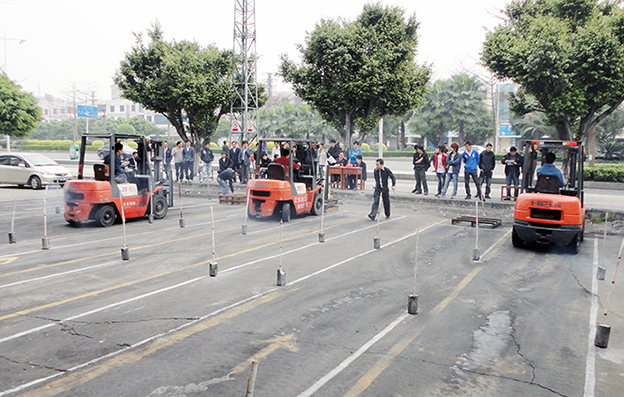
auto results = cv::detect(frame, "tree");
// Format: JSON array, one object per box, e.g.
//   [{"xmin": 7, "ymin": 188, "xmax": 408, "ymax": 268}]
[
  {"xmin": 0, "ymin": 72, "xmax": 41, "ymax": 137},
  {"xmin": 280, "ymin": 3, "xmax": 430, "ymax": 148},
  {"xmin": 596, "ymin": 107, "xmax": 624, "ymax": 159},
  {"xmin": 115, "ymin": 22, "xmax": 236, "ymax": 147},
  {"xmin": 482, "ymin": 0, "xmax": 624, "ymax": 165},
  {"xmin": 257, "ymin": 103, "xmax": 339, "ymax": 141},
  {"xmin": 511, "ymin": 112, "xmax": 557, "ymax": 140}
]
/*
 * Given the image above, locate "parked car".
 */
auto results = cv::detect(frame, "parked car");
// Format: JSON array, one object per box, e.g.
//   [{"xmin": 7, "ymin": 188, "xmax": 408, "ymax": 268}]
[
  {"xmin": 0, "ymin": 153, "xmax": 72, "ymax": 189},
  {"xmin": 96, "ymin": 143, "xmax": 135, "ymax": 161},
  {"xmin": 458, "ymin": 145, "xmax": 486, "ymax": 155}
]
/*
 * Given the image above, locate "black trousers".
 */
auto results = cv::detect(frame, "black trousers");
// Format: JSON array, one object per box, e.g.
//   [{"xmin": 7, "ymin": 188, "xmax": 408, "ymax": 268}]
[
  {"xmin": 370, "ymin": 188, "xmax": 390, "ymax": 218},
  {"xmin": 464, "ymin": 171, "xmax": 482, "ymax": 198}
]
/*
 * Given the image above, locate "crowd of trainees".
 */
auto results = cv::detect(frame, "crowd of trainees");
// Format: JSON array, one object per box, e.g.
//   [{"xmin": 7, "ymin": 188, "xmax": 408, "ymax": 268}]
[{"xmin": 411, "ymin": 141, "xmax": 564, "ymax": 201}]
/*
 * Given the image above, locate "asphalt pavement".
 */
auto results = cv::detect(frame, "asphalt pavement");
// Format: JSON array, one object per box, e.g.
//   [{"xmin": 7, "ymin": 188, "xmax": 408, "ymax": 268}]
[{"xmin": 0, "ymin": 193, "xmax": 622, "ymax": 396}]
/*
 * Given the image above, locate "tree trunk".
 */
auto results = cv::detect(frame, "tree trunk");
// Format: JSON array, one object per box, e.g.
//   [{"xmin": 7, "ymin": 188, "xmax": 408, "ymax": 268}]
[
  {"xmin": 458, "ymin": 121, "xmax": 465, "ymax": 145},
  {"xmin": 400, "ymin": 121, "xmax": 406, "ymax": 150},
  {"xmin": 587, "ymin": 125, "xmax": 596, "ymax": 168},
  {"xmin": 344, "ymin": 113, "xmax": 352, "ymax": 149}
]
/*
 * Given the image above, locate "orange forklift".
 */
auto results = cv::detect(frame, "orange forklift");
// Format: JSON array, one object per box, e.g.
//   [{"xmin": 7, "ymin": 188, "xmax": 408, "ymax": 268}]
[
  {"xmin": 512, "ymin": 140, "xmax": 585, "ymax": 253},
  {"xmin": 64, "ymin": 133, "xmax": 169, "ymax": 227},
  {"xmin": 247, "ymin": 138, "xmax": 323, "ymax": 222}
]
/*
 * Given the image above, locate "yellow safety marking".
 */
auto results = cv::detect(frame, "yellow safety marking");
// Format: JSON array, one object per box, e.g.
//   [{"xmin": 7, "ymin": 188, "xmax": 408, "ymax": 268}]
[
  {"xmin": 229, "ymin": 333, "xmax": 299, "ymax": 375},
  {"xmin": 342, "ymin": 266, "xmax": 483, "ymax": 397},
  {"xmin": 0, "ymin": 257, "xmax": 18, "ymax": 266},
  {"xmin": 22, "ymin": 289, "xmax": 290, "ymax": 397}
]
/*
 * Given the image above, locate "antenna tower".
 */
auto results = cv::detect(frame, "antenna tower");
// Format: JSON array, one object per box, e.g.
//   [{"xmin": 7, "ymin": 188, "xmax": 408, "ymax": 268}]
[{"xmin": 230, "ymin": 0, "xmax": 258, "ymax": 142}]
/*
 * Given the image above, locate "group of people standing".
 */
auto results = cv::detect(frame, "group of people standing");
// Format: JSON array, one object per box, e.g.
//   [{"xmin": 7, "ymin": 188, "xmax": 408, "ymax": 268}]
[
  {"xmin": 161, "ymin": 140, "xmax": 197, "ymax": 183},
  {"xmin": 411, "ymin": 141, "xmax": 525, "ymax": 201}
]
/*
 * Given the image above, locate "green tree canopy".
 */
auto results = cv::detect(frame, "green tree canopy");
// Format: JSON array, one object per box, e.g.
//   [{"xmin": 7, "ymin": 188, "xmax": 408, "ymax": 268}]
[
  {"xmin": 279, "ymin": 3, "xmax": 430, "ymax": 147},
  {"xmin": 482, "ymin": 0, "xmax": 624, "ymax": 145},
  {"xmin": 28, "ymin": 117, "xmax": 161, "ymax": 140},
  {"xmin": 114, "ymin": 22, "xmax": 236, "ymax": 147},
  {"xmin": 0, "ymin": 72, "xmax": 41, "ymax": 137},
  {"xmin": 257, "ymin": 103, "xmax": 339, "ymax": 141}
]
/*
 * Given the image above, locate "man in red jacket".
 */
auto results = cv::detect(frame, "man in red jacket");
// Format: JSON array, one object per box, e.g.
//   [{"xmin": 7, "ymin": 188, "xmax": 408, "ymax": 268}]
[{"xmin": 432, "ymin": 146, "xmax": 448, "ymax": 197}]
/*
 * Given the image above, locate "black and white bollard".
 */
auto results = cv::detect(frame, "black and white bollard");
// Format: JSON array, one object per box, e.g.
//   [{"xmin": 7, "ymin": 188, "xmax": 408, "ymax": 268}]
[
  {"xmin": 209, "ymin": 206, "xmax": 218, "ymax": 277},
  {"xmin": 42, "ymin": 186, "xmax": 50, "ymax": 250},
  {"xmin": 55, "ymin": 183, "xmax": 61, "ymax": 214},
  {"xmin": 120, "ymin": 194, "xmax": 129, "ymax": 261},
  {"xmin": 242, "ymin": 188, "xmax": 250, "ymax": 235},
  {"xmin": 8, "ymin": 199, "xmax": 16, "ymax": 244},
  {"xmin": 178, "ymin": 181, "xmax": 185, "ymax": 228},
  {"xmin": 594, "ymin": 323, "xmax": 611, "ymax": 348},
  {"xmin": 277, "ymin": 219, "xmax": 286, "ymax": 286},
  {"xmin": 472, "ymin": 200, "xmax": 480, "ymax": 261},
  {"xmin": 408, "ymin": 230, "xmax": 420, "ymax": 315},
  {"xmin": 319, "ymin": 183, "xmax": 326, "ymax": 243},
  {"xmin": 373, "ymin": 208, "xmax": 381, "ymax": 249}
]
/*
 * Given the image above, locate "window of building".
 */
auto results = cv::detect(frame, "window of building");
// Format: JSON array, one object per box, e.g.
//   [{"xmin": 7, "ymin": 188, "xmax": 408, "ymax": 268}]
[
  {"xmin": 120, "ymin": 105, "xmax": 125, "ymax": 112},
  {"xmin": 146, "ymin": 115, "xmax": 152, "ymax": 122},
  {"xmin": 131, "ymin": 105, "xmax": 136, "ymax": 112},
  {"xmin": 53, "ymin": 109, "xmax": 58, "ymax": 114},
  {"xmin": 138, "ymin": 104, "xmax": 143, "ymax": 112},
  {"xmin": 110, "ymin": 106, "xmax": 115, "ymax": 113},
  {"xmin": 44, "ymin": 109, "xmax": 49, "ymax": 115}
]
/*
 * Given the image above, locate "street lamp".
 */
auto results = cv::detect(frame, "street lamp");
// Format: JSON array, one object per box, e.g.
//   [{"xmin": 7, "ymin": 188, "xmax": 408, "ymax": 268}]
[{"xmin": 1, "ymin": 31, "xmax": 26, "ymax": 75}]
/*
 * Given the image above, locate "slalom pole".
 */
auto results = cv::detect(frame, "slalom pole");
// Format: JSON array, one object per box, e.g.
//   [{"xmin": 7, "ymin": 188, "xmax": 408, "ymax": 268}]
[
  {"xmin": 209, "ymin": 206, "xmax": 218, "ymax": 277},
  {"xmin": 42, "ymin": 186, "xmax": 50, "ymax": 250},
  {"xmin": 55, "ymin": 183, "xmax": 61, "ymax": 214},
  {"xmin": 595, "ymin": 233, "xmax": 624, "ymax": 348},
  {"xmin": 598, "ymin": 212, "xmax": 609, "ymax": 280},
  {"xmin": 120, "ymin": 193, "xmax": 129, "ymax": 260},
  {"xmin": 178, "ymin": 180, "xmax": 185, "ymax": 228},
  {"xmin": 373, "ymin": 207, "xmax": 381, "ymax": 249},
  {"xmin": 473, "ymin": 200, "xmax": 480, "ymax": 261},
  {"xmin": 408, "ymin": 230, "xmax": 419, "ymax": 314},
  {"xmin": 148, "ymin": 178, "xmax": 154, "ymax": 224},
  {"xmin": 8, "ymin": 199, "xmax": 16, "ymax": 244},
  {"xmin": 242, "ymin": 186, "xmax": 250, "ymax": 235},
  {"xmin": 319, "ymin": 182, "xmax": 326, "ymax": 243},
  {"xmin": 277, "ymin": 219, "xmax": 286, "ymax": 286}
]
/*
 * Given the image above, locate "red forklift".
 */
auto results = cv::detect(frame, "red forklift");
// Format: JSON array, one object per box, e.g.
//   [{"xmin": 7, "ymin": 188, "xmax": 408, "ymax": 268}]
[
  {"xmin": 512, "ymin": 140, "xmax": 585, "ymax": 253},
  {"xmin": 64, "ymin": 133, "xmax": 169, "ymax": 227},
  {"xmin": 247, "ymin": 138, "xmax": 323, "ymax": 222}
]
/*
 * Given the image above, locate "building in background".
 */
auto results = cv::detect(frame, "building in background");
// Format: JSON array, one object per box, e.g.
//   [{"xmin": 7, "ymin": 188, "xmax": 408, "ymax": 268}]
[{"xmin": 495, "ymin": 82, "xmax": 519, "ymax": 152}]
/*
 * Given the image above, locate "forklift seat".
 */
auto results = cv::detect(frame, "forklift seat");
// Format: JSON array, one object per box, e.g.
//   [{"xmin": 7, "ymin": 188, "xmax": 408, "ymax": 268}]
[
  {"xmin": 267, "ymin": 163, "xmax": 286, "ymax": 180},
  {"xmin": 94, "ymin": 164, "xmax": 109, "ymax": 181},
  {"xmin": 534, "ymin": 174, "xmax": 560, "ymax": 194}
]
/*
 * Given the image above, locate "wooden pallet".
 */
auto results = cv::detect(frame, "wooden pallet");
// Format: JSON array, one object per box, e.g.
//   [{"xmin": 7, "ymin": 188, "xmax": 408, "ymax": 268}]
[
  {"xmin": 324, "ymin": 198, "xmax": 339, "ymax": 213},
  {"xmin": 451, "ymin": 215, "xmax": 501, "ymax": 228},
  {"xmin": 219, "ymin": 193, "xmax": 247, "ymax": 205}
]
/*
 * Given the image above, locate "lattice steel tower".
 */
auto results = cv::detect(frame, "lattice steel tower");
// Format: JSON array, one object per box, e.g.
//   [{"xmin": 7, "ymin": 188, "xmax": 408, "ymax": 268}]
[{"xmin": 230, "ymin": 0, "xmax": 259, "ymax": 141}]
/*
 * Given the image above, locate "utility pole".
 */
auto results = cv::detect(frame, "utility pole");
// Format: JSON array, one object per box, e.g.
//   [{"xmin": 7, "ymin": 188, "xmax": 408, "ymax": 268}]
[{"xmin": 230, "ymin": 0, "xmax": 259, "ymax": 143}]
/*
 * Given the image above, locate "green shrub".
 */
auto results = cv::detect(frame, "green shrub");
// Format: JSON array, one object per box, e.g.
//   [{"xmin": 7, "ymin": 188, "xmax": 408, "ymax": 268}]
[
  {"xmin": 584, "ymin": 164, "xmax": 624, "ymax": 183},
  {"xmin": 371, "ymin": 143, "xmax": 388, "ymax": 152},
  {"xmin": 361, "ymin": 143, "xmax": 371, "ymax": 151},
  {"xmin": 92, "ymin": 140, "xmax": 104, "ymax": 148},
  {"xmin": 210, "ymin": 142, "xmax": 219, "ymax": 149},
  {"xmin": 127, "ymin": 141, "xmax": 138, "ymax": 149}
]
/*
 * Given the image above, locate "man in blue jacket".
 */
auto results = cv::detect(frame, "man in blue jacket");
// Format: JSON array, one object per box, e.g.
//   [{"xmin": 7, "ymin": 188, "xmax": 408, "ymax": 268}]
[
  {"xmin": 537, "ymin": 152, "xmax": 565, "ymax": 187},
  {"xmin": 462, "ymin": 140, "xmax": 482, "ymax": 200}
]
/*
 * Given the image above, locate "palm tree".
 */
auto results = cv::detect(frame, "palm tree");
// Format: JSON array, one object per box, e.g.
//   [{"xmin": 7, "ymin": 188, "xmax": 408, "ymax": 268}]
[
  {"xmin": 511, "ymin": 112, "xmax": 556, "ymax": 140},
  {"xmin": 447, "ymin": 74, "xmax": 488, "ymax": 144}
]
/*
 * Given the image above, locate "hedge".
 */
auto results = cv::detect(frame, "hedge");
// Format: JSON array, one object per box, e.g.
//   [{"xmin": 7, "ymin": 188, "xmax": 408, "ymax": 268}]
[{"xmin": 584, "ymin": 164, "xmax": 624, "ymax": 183}]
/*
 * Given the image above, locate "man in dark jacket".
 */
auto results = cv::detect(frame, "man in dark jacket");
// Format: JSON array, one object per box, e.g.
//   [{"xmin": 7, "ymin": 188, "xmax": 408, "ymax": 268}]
[
  {"xmin": 502, "ymin": 146, "xmax": 524, "ymax": 199},
  {"xmin": 239, "ymin": 140, "xmax": 253, "ymax": 184},
  {"xmin": 327, "ymin": 139, "xmax": 341, "ymax": 162},
  {"xmin": 229, "ymin": 142, "xmax": 241, "ymax": 182},
  {"xmin": 182, "ymin": 140, "xmax": 196, "ymax": 183},
  {"xmin": 200, "ymin": 142, "xmax": 214, "ymax": 182},
  {"xmin": 412, "ymin": 145, "xmax": 429, "ymax": 195},
  {"xmin": 479, "ymin": 143, "xmax": 496, "ymax": 199},
  {"xmin": 368, "ymin": 159, "xmax": 396, "ymax": 220},
  {"xmin": 217, "ymin": 168, "xmax": 238, "ymax": 195},
  {"xmin": 218, "ymin": 151, "xmax": 233, "ymax": 172}
]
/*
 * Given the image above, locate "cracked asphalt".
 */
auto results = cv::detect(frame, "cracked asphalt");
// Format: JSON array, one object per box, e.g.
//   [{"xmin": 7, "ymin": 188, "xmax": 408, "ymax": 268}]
[{"xmin": 0, "ymin": 190, "xmax": 623, "ymax": 397}]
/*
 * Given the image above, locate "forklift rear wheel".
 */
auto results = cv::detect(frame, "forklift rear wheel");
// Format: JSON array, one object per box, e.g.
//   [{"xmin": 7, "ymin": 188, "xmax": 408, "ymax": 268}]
[
  {"xmin": 152, "ymin": 196, "xmax": 168, "ymax": 219},
  {"xmin": 281, "ymin": 202, "xmax": 291, "ymax": 223},
  {"xmin": 310, "ymin": 191, "xmax": 323, "ymax": 216},
  {"xmin": 95, "ymin": 205, "xmax": 116, "ymax": 227},
  {"xmin": 569, "ymin": 234, "xmax": 580, "ymax": 255},
  {"xmin": 511, "ymin": 226, "xmax": 524, "ymax": 248}
]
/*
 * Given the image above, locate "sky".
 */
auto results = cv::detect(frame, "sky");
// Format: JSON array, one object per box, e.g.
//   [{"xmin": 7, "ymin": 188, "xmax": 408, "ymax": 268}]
[{"xmin": 0, "ymin": 0, "xmax": 511, "ymax": 102}]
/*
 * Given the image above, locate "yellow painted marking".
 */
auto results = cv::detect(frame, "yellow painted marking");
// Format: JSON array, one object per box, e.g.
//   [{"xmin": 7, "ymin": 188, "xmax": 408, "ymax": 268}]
[
  {"xmin": 342, "ymin": 266, "xmax": 484, "ymax": 397},
  {"xmin": 22, "ymin": 290, "xmax": 289, "ymax": 397},
  {"xmin": 0, "ymin": 256, "xmax": 18, "ymax": 266},
  {"xmin": 229, "ymin": 333, "xmax": 299, "ymax": 375},
  {"xmin": 0, "ymin": 226, "xmax": 334, "ymax": 321}
]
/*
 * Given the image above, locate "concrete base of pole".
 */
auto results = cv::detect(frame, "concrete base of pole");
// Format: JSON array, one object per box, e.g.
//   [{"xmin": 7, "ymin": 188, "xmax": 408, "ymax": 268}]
[
  {"xmin": 472, "ymin": 248, "xmax": 480, "ymax": 262},
  {"xmin": 318, "ymin": 233, "xmax": 325, "ymax": 243},
  {"xmin": 55, "ymin": 206, "xmax": 60, "ymax": 214},
  {"xmin": 594, "ymin": 323, "xmax": 611, "ymax": 348},
  {"xmin": 121, "ymin": 246, "xmax": 130, "ymax": 261},
  {"xmin": 408, "ymin": 294, "xmax": 418, "ymax": 315},
  {"xmin": 209, "ymin": 262, "xmax": 218, "ymax": 277},
  {"xmin": 42, "ymin": 237, "xmax": 50, "ymax": 250},
  {"xmin": 373, "ymin": 237, "xmax": 381, "ymax": 249},
  {"xmin": 179, "ymin": 218, "xmax": 185, "ymax": 228},
  {"xmin": 8, "ymin": 232, "xmax": 16, "ymax": 244},
  {"xmin": 148, "ymin": 214, "xmax": 154, "ymax": 224},
  {"xmin": 241, "ymin": 224, "xmax": 248, "ymax": 235},
  {"xmin": 277, "ymin": 268, "xmax": 286, "ymax": 286},
  {"xmin": 597, "ymin": 266, "xmax": 606, "ymax": 281}
]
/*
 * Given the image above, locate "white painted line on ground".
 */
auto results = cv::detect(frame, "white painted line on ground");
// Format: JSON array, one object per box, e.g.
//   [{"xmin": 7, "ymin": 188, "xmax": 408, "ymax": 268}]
[
  {"xmin": 477, "ymin": 228, "xmax": 512, "ymax": 262},
  {"xmin": 0, "ymin": 217, "xmax": 447, "ymax": 396},
  {"xmin": 297, "ymin": 313, "xmax": 410, "ymax": 397},
  {"xmin": 583, "ymin": 238, "xmax": 598, "ymax": 397},
  {"xmin": 0, "ymin": 261, "xmax": 118, "ymax": 290}
]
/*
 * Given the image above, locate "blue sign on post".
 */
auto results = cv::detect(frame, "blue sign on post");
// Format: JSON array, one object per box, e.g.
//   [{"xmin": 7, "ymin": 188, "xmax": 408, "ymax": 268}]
[
  {"xmin": 77, "ymin": 105, "xmax": 98, "ymax": 119},
  {"xmin": 499, "ymin": 123, "xmax": 518, "ymax": 137}
]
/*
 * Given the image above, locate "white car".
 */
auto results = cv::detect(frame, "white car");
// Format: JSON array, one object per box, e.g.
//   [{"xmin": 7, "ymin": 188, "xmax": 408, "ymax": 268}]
[
  {"xmin": 458, "ymin": 145, "xmax": 486, "ymax": 155},
  {"xmin": 0, "ymin": 153, "xmax": 72, "ymax": 189}
]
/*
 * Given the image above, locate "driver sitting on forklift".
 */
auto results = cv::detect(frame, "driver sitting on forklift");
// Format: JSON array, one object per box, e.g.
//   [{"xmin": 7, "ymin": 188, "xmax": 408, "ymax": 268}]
[
  {"xmin": 274, "ymin": 148, "xmax": 300, "ymax": 179},
  {"xmin": 537, "ymin": 152, "xmax": 565, "ymax": 188},
  {"xmin": 104, "ymin": 142, "xmax": 129, "ymax": 184}
]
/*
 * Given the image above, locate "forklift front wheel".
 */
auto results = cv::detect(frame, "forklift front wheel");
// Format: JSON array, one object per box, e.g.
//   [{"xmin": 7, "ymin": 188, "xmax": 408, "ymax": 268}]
[
  {"xmin": 281, "ymin": 202, "xmax": 291, "ymax": 223},
  {"xmin": 511, "ymin": 226, "xmax": 524, "ymax": 248},
  {"xmin": 152, "ymin": 196, "xmax": 168, "ymax": 219},
  {"xmin": 95, "ymin": 205, "xmax": 116, "ymax": 227},
  {"xmin": 310, "ymin": 191, "xmax": 323, "ymax": 216}
]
